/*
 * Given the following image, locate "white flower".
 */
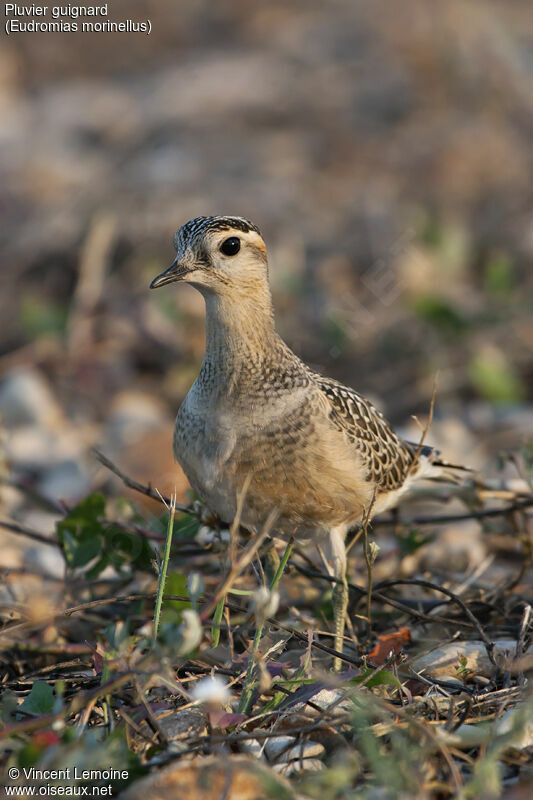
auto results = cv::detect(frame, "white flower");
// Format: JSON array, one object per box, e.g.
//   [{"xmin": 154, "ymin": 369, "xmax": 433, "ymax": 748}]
[
  {"xmin": 191, "ymin": 675, "xmax": 230, "ymax": 707},
  {"xmin": 251, "ymin": 586, "xmax": 280, "ymax": 626},
  {"xmin": 187, "ymin": 572, "xmax": 204, "ymax": 606},
  {"xmin": 177, "ymin": 609, "xmax": 203, "ymax": 654}
]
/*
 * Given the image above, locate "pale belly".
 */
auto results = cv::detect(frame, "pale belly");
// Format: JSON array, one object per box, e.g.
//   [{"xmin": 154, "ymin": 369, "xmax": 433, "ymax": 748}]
[{"xmin": 173, "ymin": 391, "xmax": 373, "ymax": 537}]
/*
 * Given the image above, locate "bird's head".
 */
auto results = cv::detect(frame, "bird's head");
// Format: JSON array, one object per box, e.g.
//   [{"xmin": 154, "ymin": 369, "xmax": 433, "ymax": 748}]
[{"xmin": 150, "ymin": 216, "xmax": 269, "ymax": 296}]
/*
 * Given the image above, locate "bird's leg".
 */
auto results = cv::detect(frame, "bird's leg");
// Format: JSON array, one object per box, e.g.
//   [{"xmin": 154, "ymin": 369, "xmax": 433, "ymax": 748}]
[
  {"xmin": 332, "ymin": 569, "xmax": 349, "ymax": 672},
  {"xmin": 325, "ymin": 527, "xmax": 348, "ymax": 672}
]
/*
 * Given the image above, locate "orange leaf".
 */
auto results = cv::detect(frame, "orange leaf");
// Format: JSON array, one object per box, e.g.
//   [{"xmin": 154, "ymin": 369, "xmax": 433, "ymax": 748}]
[{"xmin": 367, "ymin": 627, "xmax": 411, "ymax": 666}]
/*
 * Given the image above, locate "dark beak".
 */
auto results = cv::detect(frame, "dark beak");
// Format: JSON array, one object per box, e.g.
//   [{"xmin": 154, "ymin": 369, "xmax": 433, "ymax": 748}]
[{"xmin": 150, "ymin": 258, "xmax": 191, "ymax": 289}]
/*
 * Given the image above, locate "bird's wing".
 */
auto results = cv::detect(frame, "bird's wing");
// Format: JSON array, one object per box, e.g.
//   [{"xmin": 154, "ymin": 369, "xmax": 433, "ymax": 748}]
[{"xmin": 315, "ymin": 376, "xmax": 419, "ymax": 492}]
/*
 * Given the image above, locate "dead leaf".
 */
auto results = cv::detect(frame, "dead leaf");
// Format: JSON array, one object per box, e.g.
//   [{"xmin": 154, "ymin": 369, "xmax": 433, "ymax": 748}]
[{"xmin": 367, "ymin": 627, "xmax": 411, "ymax": 666}]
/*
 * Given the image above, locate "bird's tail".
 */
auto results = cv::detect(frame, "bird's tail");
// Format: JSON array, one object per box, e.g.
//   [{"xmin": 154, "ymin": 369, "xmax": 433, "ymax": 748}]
[
  {"xmin": 431, "ymin": 457, "xmax": 473, "ymax": 473},
  {"xmin": 406, "ymin": 441, "xmax": 473, "ymax": 483}
]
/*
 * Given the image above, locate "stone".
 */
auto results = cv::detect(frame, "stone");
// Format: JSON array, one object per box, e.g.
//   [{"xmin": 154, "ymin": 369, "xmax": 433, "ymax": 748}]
[
  {"xmin": 104, "ymin": 391, "xmax": 168, "ymax": 449},
  {"xmin": 0, "ymin": 368, "xmax": 63, "ymax": 429},
  {"xmin": 117, "ymin": 755, "xmax": 299, "ymax": 800},
  {"xmin": 38, "ymin": 459, "xmax": 91, "ymax": 503},
  {"xmin": 411, "ymin": 640, "xmax": 533, "ymax": 681}
]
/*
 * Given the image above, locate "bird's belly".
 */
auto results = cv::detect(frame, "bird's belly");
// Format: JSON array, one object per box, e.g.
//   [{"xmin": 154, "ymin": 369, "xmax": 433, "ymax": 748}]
[{"xmin": 173, "ymin": 400, "xmax": 371, "ymax": 535}]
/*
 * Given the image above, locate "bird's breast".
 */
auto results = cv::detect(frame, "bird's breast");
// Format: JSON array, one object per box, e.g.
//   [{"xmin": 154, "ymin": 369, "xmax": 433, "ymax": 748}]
[
  {"xmin": 172, "ymin": 383, "xmax": 374, "ymax": 534},
  {"xmin": 174, "ymin": 392, "xmax": 237, "ymax": 484}
]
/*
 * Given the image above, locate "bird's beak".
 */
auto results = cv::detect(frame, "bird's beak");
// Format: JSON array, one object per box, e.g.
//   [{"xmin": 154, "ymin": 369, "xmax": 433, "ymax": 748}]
[{"xmin": 150, "ymin": 257, "xmax": 191, "ymax": 289}]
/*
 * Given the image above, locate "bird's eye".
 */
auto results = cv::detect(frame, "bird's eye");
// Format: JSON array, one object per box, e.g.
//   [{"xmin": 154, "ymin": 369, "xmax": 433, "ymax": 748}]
[{"xmin": 220, "ymin": 236, "xmax": 240, "ymax": 256}]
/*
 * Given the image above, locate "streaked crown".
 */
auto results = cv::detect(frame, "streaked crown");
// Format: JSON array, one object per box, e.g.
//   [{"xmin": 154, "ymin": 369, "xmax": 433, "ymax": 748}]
[{"xmin": 174, "ymin": 216, "xmax": 261, "ymax": 252}]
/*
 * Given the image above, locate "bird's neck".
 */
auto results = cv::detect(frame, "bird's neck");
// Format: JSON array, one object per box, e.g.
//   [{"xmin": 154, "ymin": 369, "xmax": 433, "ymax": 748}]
[{"xmin": 200, "ymin": 287, "xmax": 281, "ymax": 384}]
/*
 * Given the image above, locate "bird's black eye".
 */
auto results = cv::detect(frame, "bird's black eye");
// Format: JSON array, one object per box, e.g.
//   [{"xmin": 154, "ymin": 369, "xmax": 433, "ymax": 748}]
[{"xmin": 220, "ymin": 236, "xmax": 240, "ymax": 256}]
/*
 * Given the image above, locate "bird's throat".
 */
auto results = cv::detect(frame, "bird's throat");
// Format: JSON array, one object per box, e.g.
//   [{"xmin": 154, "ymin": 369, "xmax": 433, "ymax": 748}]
[{"xmin": 201, "ymin": 290, "xmax": 278, "ymax": 385}]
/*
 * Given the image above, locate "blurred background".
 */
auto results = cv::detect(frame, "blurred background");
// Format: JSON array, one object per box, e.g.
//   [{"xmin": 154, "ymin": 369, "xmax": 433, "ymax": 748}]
[{"xmin": 1, "ymin": 0, "xmax": 532, "ymax": 516}]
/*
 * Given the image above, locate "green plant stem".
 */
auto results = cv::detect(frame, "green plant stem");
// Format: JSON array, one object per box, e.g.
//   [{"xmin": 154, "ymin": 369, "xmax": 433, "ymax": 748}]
[
  {"xmin": 211, "ymin": 597, "xmax": 225, "ymax": 647},
  {"xmin": 270, "ymin": 539, "xmax": 293, "ymax": 588},
  {"xmin": 152, "ymin": 498, "xmax": 176, "ymax": 643},
  {"xmin": 238, "ymin": 538, "xmax": 293, "ymax": 714}
]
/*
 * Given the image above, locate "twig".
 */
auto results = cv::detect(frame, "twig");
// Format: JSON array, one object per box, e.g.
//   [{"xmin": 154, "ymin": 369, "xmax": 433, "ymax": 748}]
[
  {"xmin": 0, "ymin": 514, "xmax": 200, "ymax": 552},
  {"xmin": 409, "ymin": 715, "xmax": 463, "ymax": 794},
  {"xmin": 371, "ymin": 496, "xmax": 533, "ymax": 528},
  {"xmin": 0, "ymin": 593, "xmax": 162, "ymax": 638},
  {"xmin": 133, "ymin": 675, "xmax": 169, "ymax": 747},
  {"xmin": 515, "ymin": 604, "xmax": 532, "ymax": 660},
  {"xmin": 515, "ymin": 603, "xmax": 532, "ymax": 687},
  {"xmin": 211, "ymin": 475, "xmax": 252, "ymax": 646},
  {"xmin": 180, "ymin": 717, "xmax": 350, "ymax": 754},
  {"xmin": 287, "ymin": 561, "xmax": 476, "ymax": 630},
  {"xmin": 117, "ymin": 707, "xmax": 157, "ymax": 745},
  {"xmin": 180, "ymin": 593, "xmax": 361, "ymax": 668},
  {"xmin": 268, "ymin": 620, "xmax": 362, "ymax": 667},
  {"xmin": 229, "ymin": 474, "xmax": 252, "ymax": 560},
  {"xmin": 0, "ymin": 476, "xmax": 66, "ymax": 514},
  {"xmin": 1, "ymin": 588, "xmax": 363, "ymax": 671},
  {"xmin": 362, "ymin": 490, "xmax": 378, "ymax": 639},
  {"xmin": 101, "ymin": 518, "xmax": 167, "ymax": 543},
  {"xmin": 408, "ymin": 378, "xmax": 437, "ymax": 476},
  {"xmin": 357, "ymin": 653, "xmax": 397, "ymax": 689},
  {"xmin": 93, "ymin": 449, "xmax": 190, "ymax": 514},
  {"xmin": 0, "ymin": 519, "xmax": 59, "ymax": 547},
  {"xmin": 374, "ymin": 578, "xmax": 496, "ymax": 667},
  {"xmin": 0, "ymin": 670, "xmax": 137, "ymax": 740},
  {"xmin": 201, "ymin": 509, "xmax": 279, "ymax": 620},
  {"xmin": 345, "ymin": 525, "xmax": 364, "ymax": 556}
]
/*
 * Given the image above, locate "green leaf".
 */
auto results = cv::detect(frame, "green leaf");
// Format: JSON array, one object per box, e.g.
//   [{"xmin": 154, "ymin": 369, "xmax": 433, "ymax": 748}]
[
  {"xmin": 18, "ymin": 681, "xmax": 55, "ymax": 717},
  {"xmin": 161, "ymin": 571, "xmax": 191, "ymax": 624},
  {"xmin": 104, "ymin": 620, "xmax": 132, "ymax": 652},
  {"xmin": 397, "ymin": 528, "xmax": 433, "ymax": 555},
  {"xmin": 85, "ymin": 554, "xmax": 111, "ymax": 581},
  {"xmin": 261, "ymin": 691, "xmax": 289, "ymax": 713},
  {"xmin": 57, "ymin": 493, "xmax": 106, "ymax": 571},
  {"xmin": 61, "ymin": 492, "xmax": 106, "ymax": 524},
  {"xmin": 350, "ymin": 669, "xmax": 401, "ymax": 690},
  {"xmin": 102, "ymin": 525, "xmax": 153, "ymax": 573},
  {"xmin": 57, "ymin": 493, "xmax": 154, "ymax": 577},
  {"xmin": 69, "ymin": 532, "xmax": 103, "ymax": 568},
  {"xmin": 174, "ymin": 513, "xmax": 201, "ymax": 538}
]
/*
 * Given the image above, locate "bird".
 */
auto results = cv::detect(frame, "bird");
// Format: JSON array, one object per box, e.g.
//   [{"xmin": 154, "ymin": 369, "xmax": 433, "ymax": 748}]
[{"xmin": 150, "ymin": 215, "xmax": 467, "ymax": 668}]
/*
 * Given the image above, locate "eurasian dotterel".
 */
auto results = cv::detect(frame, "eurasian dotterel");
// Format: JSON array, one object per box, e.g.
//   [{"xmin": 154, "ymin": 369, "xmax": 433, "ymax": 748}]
[{"xmin": 150, "ymin": 215, "xmax": 466, "ymax": 667}]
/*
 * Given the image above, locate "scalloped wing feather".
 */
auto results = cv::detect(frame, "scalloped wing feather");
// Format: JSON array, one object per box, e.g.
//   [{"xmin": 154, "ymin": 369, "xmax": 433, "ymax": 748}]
[{"xmin": 315, "ymin": 376, "xmax": 420, "ymax": 493}]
